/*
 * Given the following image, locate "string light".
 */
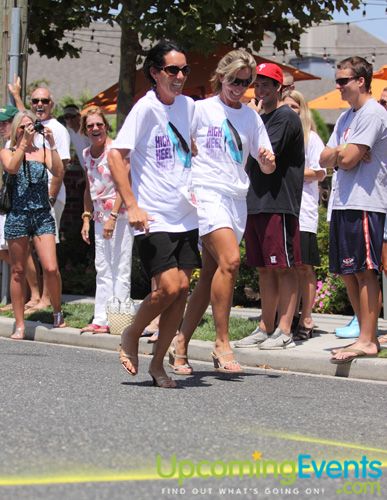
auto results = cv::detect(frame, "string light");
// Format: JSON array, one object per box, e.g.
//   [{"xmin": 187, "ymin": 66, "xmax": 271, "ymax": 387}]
[
  {"xmin": 346, "ymin": 22, "xmax": 351, "ymax": 33},
  {"xmin": 362, "ymin": 3, "xmax": 367, "ymax": 16},
  {"xmin": 96, "ymin": 42, "xmax": 100, "ymax": 53},
  {"xmin": 90, "ymin": 28, "xmax": 95, "ymax": 41}
]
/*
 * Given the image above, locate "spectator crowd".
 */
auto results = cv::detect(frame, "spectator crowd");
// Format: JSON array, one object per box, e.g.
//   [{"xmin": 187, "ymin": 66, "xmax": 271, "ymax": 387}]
[{"xmin": 0, "ymin": 43, "xmax": 386, "ymax": 386}]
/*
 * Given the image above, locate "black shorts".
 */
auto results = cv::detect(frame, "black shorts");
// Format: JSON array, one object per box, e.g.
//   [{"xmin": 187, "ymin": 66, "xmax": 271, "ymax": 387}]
[
  {"xmin": 135, "ymin": 229, "xmax": 202, "ymax": 279},
  {"xmin": 300, "ymin": 231, "xmax": 320, "ymax": 266},
  {"xmin": 329, "ymin": 210, "xmax": 385, "ymax": 275}
]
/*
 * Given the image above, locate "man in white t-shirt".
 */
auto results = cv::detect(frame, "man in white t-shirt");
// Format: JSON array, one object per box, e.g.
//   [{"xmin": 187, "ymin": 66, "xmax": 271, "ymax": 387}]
[
  {"xmin": 63, "ymin": 104, "xmax": 90, "ymax": 169},
  {"xmin": 320, "ymin": 56, "xmax": 387, "ymax": 364}
]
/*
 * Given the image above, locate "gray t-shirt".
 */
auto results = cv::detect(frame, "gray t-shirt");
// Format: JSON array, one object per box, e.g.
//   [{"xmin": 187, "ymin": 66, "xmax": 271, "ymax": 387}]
[{"xmin": 327, "ymin": 98, "xmax": 387, "ymax": 213}]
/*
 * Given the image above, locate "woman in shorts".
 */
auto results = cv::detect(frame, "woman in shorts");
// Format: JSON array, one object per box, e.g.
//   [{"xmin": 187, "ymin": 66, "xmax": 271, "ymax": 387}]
[
  {"xmin": 108, "ymin": 40, "xmax": 201, "ymax": 388},
  {"xmin": 0, "ymin": 110, "xmax": 65, "ymax": 339},
  {"xmin": 170, "ymin": 49, "xmax": 275, "ymax": 374}
]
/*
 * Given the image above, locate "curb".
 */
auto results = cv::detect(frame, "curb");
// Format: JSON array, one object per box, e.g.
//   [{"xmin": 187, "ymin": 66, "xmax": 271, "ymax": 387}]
[{"xmin": 1, "ymin": 316, "xmax": 386, "ymax": 383}]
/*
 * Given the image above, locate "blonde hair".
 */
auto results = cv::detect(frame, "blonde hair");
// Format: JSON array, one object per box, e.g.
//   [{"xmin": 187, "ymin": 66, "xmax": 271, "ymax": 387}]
[
  {"xmin": 9, "ymin": 110, "xmax": 37, "ymax": 148},
  {"xmin": 285, "ymin": 90, "xmax": 316, "ymax": 145},
  {"xmin": 210, "ymin": 49, "xmax": 256, "ymax": 94},
  {"xmin": 80, "ymin": 106, "xmax": 111, "ymax": 135}
]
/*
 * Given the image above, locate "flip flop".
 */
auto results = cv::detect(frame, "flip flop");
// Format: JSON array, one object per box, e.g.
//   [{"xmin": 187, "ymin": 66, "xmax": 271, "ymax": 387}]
[{"xmin": 330, "ymin": 347, "xmax": 379, "ymax": 364}]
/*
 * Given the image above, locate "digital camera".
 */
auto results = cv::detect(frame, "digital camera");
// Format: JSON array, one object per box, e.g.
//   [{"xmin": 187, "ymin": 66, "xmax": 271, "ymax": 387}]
[{"xmin": 33, "ymin": 120, "xmax": 45, "ymax": 134}]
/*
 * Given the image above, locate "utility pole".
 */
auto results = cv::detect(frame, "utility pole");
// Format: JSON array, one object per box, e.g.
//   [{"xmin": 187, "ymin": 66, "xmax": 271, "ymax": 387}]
[
  {"xmin": 0, "ymin": 0, "xmax": 28, "ymax": 304},
  {"xmin": 0, "ymin": 0, "xmax": 29, "ymax": 106}
]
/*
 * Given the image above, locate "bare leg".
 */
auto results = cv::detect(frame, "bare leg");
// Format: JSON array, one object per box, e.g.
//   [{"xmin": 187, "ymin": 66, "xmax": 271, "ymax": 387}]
[
  {"xmin": 7, "ymin": 237, "xmax": 30, "ymax": 337},
  {"xmin": 150, "ymin": 269, "xmax": 192, "ymax": 380},
  {"xmin": 120, "ymin": 267, "xmax": 190, "ymax": 375},
  {"xmin": 25, "ymin": 246, "xmax": 41, "ymax": 308},
  {"xmin": 174, "ymin": 246, "xmax": 217, "ymax": 365},
  {"xmin": 332, "ymin": 270, "xmax": 380, "ymax": 360},
  {"xmin": 276, "ymin": 267, "xmax": 299, "ymax": 334},
  {"xmin": 296, "ymin": 264, "xmax": 316, "ymax": 329},
  {"xmin": 258, "ymin": 267, "xmax": 279, "ymax": 334},
  {"xmin": 342, "ymin": 274, "xmax": 361, "ymax": 320},
  {"xmin": 32, "ymin": 234, "xmax": 62, "ymax": 312}
]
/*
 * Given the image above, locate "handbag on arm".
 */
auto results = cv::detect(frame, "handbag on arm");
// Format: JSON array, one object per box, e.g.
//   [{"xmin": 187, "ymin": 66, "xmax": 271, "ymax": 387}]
[{"xmin": 0, "ymin": 172, "xmax": 15, "ymax": 214}]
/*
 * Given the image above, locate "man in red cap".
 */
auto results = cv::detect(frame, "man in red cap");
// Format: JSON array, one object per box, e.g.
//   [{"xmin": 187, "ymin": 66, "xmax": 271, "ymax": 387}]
[{"xmin": 235, "ymin": 63, "xmax": 305, "ymax": 350}]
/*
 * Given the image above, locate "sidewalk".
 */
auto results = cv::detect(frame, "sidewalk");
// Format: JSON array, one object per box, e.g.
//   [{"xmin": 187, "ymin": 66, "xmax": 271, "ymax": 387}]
[{"xmin": 0, "ymin": 294, "xmax": 386, "ymax": 382}]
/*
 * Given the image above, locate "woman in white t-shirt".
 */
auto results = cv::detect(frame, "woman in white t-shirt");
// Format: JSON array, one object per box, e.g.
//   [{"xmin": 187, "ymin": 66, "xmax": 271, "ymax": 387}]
[
  {"xmin": 108, "ymin": 40, "xmax": 201, "ymax": 388},
  {"xmin": 171, "ymin": 49, "xmax": 275, "ymax": 374},
  {"xmin": 80, "ymin": 107, "xmax": 133, "ymax": 334},
  {"xmin": 283, "ymin": 90, "xmax": 326, "ymax": 340}
]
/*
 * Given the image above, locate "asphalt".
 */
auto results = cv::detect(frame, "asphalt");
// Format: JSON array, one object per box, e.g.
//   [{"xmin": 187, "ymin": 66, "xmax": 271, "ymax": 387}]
[{"xmin": 0, "ymin": 294, "xmax": 386, "ymax": 383}]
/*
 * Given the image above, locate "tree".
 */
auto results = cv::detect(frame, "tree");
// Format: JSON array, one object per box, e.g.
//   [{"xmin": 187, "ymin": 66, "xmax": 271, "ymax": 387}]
[{"xmin": 28, "ymin": 0, "xmax": 360, "ymax": 127}]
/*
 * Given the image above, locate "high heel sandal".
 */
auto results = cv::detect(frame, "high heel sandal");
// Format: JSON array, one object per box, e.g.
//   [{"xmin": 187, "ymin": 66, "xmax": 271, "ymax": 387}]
[
  {"xmin": 10, "ymin": 327, "xmax": 26, "ymax": 340},
  {"xmin": 149, "ymin": 370, "xmax": 177, "ymax": 388},
  {"xmin": 118, "ymin": 345, "xmax": 138, "ymax": 376},
  {"xmin": 211, "ymin": 351, "xmax": 243, "ymax": 373},
  {"xmin": 293, "ymin": 325, "xmax": 314, "ymax": 341},
  {"xmin": 168, "ymin": 345, "xmax": 193, "ymax": 375},
  {"xmin": 53, "ymin": 311, "xmax": 66, "ymax": 328}
]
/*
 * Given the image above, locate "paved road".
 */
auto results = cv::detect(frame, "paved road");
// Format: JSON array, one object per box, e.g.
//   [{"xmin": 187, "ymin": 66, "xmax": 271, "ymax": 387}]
[{"xmin": 0, "ymin": 338, "xmax": 386, "ymax": 500}]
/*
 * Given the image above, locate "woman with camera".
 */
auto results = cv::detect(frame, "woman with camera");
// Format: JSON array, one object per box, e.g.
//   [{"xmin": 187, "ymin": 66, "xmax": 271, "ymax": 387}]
[{"xmin": 0, "ymin": 110, "xmax": 65, "ymax": 339}]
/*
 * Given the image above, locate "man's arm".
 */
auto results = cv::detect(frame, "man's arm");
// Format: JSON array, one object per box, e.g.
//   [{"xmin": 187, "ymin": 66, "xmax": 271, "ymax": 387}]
[
  {"xmin": 49, "ymin": 159, "xmax": 68, "ymax": 203},
  {"xmin": 8, "ymin": 76, "xmax": 25, "ymax": 111}
]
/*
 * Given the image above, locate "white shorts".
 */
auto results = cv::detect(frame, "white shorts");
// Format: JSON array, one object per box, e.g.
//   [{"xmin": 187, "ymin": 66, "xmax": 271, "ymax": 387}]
[
  {"xmin": 195, "ymin": 186, "xmax": 247, "ymax": 244},
  {"xmin": 0, "ymin": 214, "xmax": 7, "ymax": 249},
  {"xmin": 50, "ymin": 201, "xmax": 65, "ymax": 244}
]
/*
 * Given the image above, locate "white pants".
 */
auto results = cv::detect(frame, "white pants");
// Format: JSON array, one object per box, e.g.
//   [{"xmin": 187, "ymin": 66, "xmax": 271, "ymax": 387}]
[{"xmin": 93, "ymin": 218, "xmax": 134, "ymax": 326}]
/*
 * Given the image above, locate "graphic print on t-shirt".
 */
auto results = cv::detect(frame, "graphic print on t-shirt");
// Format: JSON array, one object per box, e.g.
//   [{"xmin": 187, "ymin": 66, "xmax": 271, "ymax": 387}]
[
  {"xmin": 203, "ymin": 119, "xmax": 242, "ymax": 164},
  {"xmin": 167, "ymin": 122, "xmax": 191, "ymax": 169}
]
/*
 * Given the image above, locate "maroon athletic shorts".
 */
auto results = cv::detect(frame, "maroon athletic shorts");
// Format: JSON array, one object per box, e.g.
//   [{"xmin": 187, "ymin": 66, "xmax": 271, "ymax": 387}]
[{"xmin": 244, "ymin": 213, "xmax": 302, "ymax": 268}]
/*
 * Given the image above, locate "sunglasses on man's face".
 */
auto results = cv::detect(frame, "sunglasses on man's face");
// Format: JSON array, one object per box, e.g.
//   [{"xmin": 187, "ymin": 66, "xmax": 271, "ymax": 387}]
[
  {"xmin": 335, "ymin": 77, "xmax": 357, "ymax": 87},
  {"xmin": 379, "ymin": 99, "xmax": 387, "ymax": 107},
  {"xmin": 31, "ymin": 98, "xmax": 51, "ymax": 105},
  {"xmin": 228, "ymin": 77, "xmax": 252, "ymax": 88},
  {"xmin": 158, "ymin": 65, "xmax": 191, "ymax": 77}
]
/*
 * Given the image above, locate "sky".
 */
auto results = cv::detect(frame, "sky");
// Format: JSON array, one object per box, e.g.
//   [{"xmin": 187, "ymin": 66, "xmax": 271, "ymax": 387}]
[{"xmin": 333, "ymin": 1, "xmax": 387, "ymax": 42}]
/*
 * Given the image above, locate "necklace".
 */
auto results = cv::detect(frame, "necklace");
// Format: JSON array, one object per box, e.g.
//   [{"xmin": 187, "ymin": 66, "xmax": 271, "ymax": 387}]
[{"xmin": 154, "ymin": 88, "xmax": 174, "ymax": 108}]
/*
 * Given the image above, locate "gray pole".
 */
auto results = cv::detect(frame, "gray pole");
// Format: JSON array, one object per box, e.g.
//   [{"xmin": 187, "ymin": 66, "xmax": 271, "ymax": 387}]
[{"xmin": 8, "ymin": 7, "xmax": 21, "ymax": 105}]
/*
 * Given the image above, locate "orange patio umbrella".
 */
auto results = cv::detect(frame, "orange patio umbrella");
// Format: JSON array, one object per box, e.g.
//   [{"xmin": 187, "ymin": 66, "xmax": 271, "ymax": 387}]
[{"xmin": 84, "ymin": 47, "xmax": 319, "ymax": 114}]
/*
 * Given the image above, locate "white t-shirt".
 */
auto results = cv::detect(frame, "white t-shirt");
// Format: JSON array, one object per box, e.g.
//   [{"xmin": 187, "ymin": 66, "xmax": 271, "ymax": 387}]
[
  {"xmin": 68, "ymin": 127, "xmax": 90, "ymax": 168},
  {"xmin": 299, "ymin": 131, "xmax": 326, "ymax": 233},
  {"xmin": 112, "ymin": 90, "xmax": 197, "ymax": 234},
  {"xmin": 191, "ymin": 95, "xmax": 272, "ymax": 199},
  {"xmin": 34, "ymin": 117, "xmax": 71, "ymax": 205},
  {"xmin": 327, "ymin": 98, "xmax": 387, "ymax": 213}
]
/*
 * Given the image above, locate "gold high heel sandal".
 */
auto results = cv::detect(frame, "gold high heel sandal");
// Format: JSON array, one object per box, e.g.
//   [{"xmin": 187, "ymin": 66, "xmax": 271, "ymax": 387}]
[
  {"xmin": 118, "ymin": 345, "xmax": 138, "ymax": 376},
  {"xmin": 168, "ymin": 345, "xmax": 193, "ymax": 375},
  {"xmin": 211, "ymin": 351, "xmax": 243, "ymax": 373},
  {"xmin": 149, "ymin": 371, "xmax": 177, "ymax": 388}
]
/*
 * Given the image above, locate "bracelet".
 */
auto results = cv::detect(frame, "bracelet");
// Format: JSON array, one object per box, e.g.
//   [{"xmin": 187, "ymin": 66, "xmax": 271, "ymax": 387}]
[
  {"xmin": 81, "ymin": 211, "xmax": 92, "ymax": 220},
  {"xmin": 110, "ymin": 211, "xmax": 118, "ymax": 220},
  {"xmin": 49, "ymin": 196, "xmax": 56, "ymax": 206}
]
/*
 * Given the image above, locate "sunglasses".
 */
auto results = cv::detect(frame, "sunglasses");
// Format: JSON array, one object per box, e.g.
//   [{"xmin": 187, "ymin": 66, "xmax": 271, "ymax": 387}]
[
  {"xmin": 31, "ymin": 98, "xmax": 51, "ymax": 105},
  {"xmin": 229, "ymin": 77, "xmax": 252, "ymax": 88},
  {"xmin": 379, "ymin": 99, "xmax": 387, "ymax": 106},
  {"xmin": 86, "ymin": 122, "xmax": 105, "ymax": 130},
  {"xmin": 335, "ymin": 77, "xmax": 357, "ymax": 86},
  {"xmin": 158, "ymin": 65, "xmax": 191, "ymax": 76}
]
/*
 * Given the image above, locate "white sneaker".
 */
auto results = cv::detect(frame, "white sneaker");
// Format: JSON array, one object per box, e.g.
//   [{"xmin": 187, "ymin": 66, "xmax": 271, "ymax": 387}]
[
  {"xmin": 259, "ymin": 328, "xmax": 295, "ymax": 350},
  {"xmin": 234, "ymin": 327, "xmax": 268, "ymax": 348}
]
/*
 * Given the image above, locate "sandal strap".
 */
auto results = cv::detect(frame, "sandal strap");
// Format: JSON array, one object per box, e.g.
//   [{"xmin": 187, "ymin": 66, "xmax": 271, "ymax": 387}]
[{"xmin": 213, "ymin": 351, "xmax": 234, "ymax": 359}]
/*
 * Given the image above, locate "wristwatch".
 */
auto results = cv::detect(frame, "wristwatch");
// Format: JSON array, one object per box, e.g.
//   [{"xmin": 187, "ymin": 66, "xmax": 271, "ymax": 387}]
[{"xmin": 49, "ymin": 196, "xmax": 56, "ymax": 206}]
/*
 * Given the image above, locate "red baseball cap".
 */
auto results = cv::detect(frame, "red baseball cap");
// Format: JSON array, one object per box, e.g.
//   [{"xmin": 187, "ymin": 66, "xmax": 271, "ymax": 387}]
[{"xmin": 256, "ymin": 63, "xmax": 283, "ymax": 85}]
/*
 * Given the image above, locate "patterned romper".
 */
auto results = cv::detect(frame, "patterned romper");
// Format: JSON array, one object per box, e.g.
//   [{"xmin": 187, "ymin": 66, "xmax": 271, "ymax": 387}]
[{"xmin": 4, "ymin": 159, "xmax": 56, "ymax": 240}]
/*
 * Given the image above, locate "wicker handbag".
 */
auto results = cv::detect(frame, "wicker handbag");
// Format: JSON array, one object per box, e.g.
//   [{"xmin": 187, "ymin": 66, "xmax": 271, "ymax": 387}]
[{"xmin": 106, "ymin": 296, "xmax": 136, "ymax": 336}]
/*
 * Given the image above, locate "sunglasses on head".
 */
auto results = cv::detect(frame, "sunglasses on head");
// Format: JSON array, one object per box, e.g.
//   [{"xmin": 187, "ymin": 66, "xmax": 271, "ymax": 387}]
[
  {"xmin": 64, "ymin": 114, "xmax": 77, "ymax": 119},
  {"xmin": 31, "ymin": 98, "xmax": 51, "ymax": 105},
  {"xmin": 158, "ymin": 65, "xmax": 191, "ymax": 76},
  {"xmin": 335, "ymin": 77, "xmax": 357, "ymax": 86},
  {"xmin": 229, "ymin": 77, "xmax": 252, "ymax": 88},
  {"xmin": 86, "ymin": 122, "xmax": 105, "ymax": 130}
]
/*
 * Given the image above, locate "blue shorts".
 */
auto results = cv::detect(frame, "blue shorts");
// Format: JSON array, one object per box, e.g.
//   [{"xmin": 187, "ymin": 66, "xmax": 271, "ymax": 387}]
[
  {"xmin": 329, "ymin": 210, "xmax": 385, "ymax": 275},
  {"xmin": 5, "ymin": 209, "xmax": 56, "ymax": 240}
]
